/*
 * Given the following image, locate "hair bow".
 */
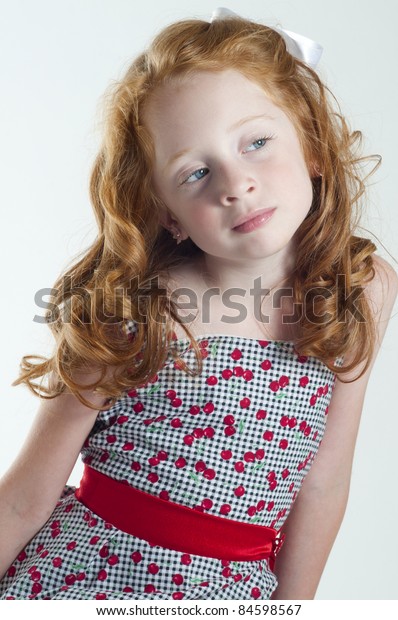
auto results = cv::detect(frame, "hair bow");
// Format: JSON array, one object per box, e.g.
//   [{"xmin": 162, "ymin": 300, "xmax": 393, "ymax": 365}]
[{"xmin": 210, "ymin": 7, "xmax": 323, "ymax": 69}]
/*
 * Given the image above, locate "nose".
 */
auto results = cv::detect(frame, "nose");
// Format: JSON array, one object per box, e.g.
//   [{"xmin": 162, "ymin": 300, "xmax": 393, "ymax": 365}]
[{"xmin": 216, "ymin": 162, "xmax": 257, "ymax": 205}]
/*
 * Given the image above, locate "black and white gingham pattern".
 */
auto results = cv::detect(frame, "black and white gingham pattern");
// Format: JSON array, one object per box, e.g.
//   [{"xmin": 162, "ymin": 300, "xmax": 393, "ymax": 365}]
[{"xmin": 0, "ymin": 328, "xmax": 338, "ymax": 600}]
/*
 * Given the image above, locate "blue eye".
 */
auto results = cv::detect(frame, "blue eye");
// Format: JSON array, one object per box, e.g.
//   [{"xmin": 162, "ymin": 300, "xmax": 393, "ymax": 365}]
[
  {"xmin": 245, "ymin": 137, "xmax": 268, "ymax": 152},
  {"xmin": 183, "ymin": 167, "xmax": 209, "ymax": 185}
]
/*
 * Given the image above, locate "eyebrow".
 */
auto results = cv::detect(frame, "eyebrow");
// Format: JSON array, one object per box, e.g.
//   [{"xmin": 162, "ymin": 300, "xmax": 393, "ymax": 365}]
[{"xmin": 163, "ymin": 113, "xmax": 275, "ymax": 172}]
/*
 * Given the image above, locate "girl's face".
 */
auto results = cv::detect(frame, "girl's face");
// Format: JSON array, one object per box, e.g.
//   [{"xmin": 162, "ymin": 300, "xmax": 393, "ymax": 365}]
[{"xmin": 144, "ymin": 69, "xmax": 313, "ymax": 266}]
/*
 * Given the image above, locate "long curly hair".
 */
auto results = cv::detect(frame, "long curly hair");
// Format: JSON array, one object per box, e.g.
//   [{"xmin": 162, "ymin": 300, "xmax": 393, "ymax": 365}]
[{"xmin": 12, "ymin": 14, "xmax": 379, "ymax": 409}]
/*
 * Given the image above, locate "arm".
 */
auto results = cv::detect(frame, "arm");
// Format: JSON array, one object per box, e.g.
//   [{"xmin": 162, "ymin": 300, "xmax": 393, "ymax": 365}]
[
  {"xmin": 0, "ymin": 370, "xmax": 111, "ymax": 580},
  {"xmin": 272, "ymin": 255, "xmax": 398, "ymax": 600}
]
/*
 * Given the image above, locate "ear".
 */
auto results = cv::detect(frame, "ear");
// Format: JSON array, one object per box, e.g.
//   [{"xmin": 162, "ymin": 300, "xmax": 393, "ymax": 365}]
[
  {"xmin": 309, "ymin": 160, "xmax": 323, "ymax": 179},
  {"xmin": 158, "ymin": 208, "xmax": 189, "ymax": 241}
]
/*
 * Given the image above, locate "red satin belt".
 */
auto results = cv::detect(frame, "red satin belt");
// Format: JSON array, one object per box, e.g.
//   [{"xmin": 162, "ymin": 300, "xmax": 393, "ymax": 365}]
[{"xmin": 75, "ymin": 465, "xmax": 284, "ymax": 569}]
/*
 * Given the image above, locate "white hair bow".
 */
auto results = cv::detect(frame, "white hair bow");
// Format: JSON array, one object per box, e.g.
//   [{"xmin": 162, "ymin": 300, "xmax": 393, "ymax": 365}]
[{"xmin": 210, "ymin": 7, "xmax": 323, "ymax": 69}]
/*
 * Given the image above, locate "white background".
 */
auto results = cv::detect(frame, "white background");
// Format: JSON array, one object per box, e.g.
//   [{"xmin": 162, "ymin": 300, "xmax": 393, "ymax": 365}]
[{"xmin": 0, "ymin": 0, "xmax": 397, "ymax": 600}]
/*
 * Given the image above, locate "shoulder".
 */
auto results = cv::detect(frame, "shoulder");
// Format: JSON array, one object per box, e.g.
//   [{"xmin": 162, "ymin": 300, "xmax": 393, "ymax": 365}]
[{"xmin": 365, "ymin": 254, "xmax": 398, "ymax": 320}]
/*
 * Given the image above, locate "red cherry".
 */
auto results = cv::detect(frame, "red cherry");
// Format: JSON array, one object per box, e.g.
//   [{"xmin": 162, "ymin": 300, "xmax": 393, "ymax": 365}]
[
  {"xmin": 251, "ymin": 587, "xmax": 261, "ymax": 599},
  {"xmin": 240, "ymin": 397, "xmax": 251, "ymax": 408},
  {"xmin": 206, "ymin": 375, "xmax": 218, "ymax": 385},
  {"xmin": 96, "ymin": 592, "xmax": 107, "ymax": 599},
  {"xmin": 243, "ymin": 369, "xmax": 254, "ymax": 381},
  {"xmin": 148, "ymin": 563, "xmax": 160, "ymax": 575},
  {"xmin": 234, "ymin": 485, "xmax": 246, "ymax": 497},
  {"xmin": 203, "ymin": 468, "xmax": 216, "ymax": 480},
  {"xmin": 282, "ymin": 468, "xmax": 290, "ymax": 479},
  {"xmin": 147, "ymin": 473, "xmax": 159, "ymax": 483},
  {"xmin": 166, "ymin": 389, "xmax": 177, "ymax": 399},
  {"xmin": 148, "ymin": 456, "xmax": 160, "ymax": 466},
  {"xmin": 223, "ymin": 414, "xmax": 235, "ymax": 425},
  {"xmin": 269, "ymin": 480, "xmax": 277, "ymax": 491},
  {"xmin": 267, "ymin": 501, "xmax": 275, "ymax": 511},
  {"xmin": 280, "ymin": 415, "xmax": 289, "ymax": 427},
  {"xmin": 107, "ymin": 554, "xmax": 119, "ymax": 566},
  {"xmin": 288, "ymin": 417, "xmax": 297, "ymax": 428},
  {"xmin": 99, "ymin": 545, "xmax": 109, "ymax": 558},
  {"xmin": 234, "ymin": 461, "xmax": 245, "ymax": 473},
  {"xmin": 30, "ymin": 570, "xmax": 41, "ymax": 582},
  {"xmin": 255, "ymin": 448, "xmax": 265, "ymax": 460},
  {"xmin": 144, "ymin": 584, "xmax": 156, "ymax": 593},
  {"xmin": 204, "ymin": 427, "xmax": 215, "ymax": 438},
  {"xmin": 201, "ymin": 498, "xmax": 213, "ymax": 510},
  {"xmin": 203, "ymin": 402, "xmax": 215, "ymax": 414},
  {"xmin": 233, "ymin": 366, "xmax": 244, "ymax": 377},
  {"xmin": 247, "ymin": 506, "xmax": 257, "ymax": 517},
  {"xmin": 220, "ymin": 503, "xmax": 232, "ymax": 515},
  {"xmin": 230, "ymin": 348, "xmax": 242, "ymax": 360},
  {"xmin": 304, "ymin": 426, "xmax": 311, "ymax": 437},
  {"xmin": 256, "ymin": 409, "xmax": 267, "ymax": 420},
  {"xmin": 189, "ymin": 405, "xmax": 200, "ymax": 416},
  {"xmin": 195, "ymin": 460, "xmax": 207, "ymax": 472},
  {"xmin": 99, "ymin": 452, "xmax": 109, "ymax": 463},
  {"xmin": 266, "ymin": 471, "xmax": 276, "ymax": 481},
  {"xmin": 222, "ymin": 566, "xmax": 232, "ymax": 578},
  {"xmin": 31, "ymin": 582, "xmax": 42, "ymax": 594},
  {"xmin": 297, "ymin": 355, "xmax": 308, "ymax": 363},
  {"xmin": 243, "ymin": 451, "xmax": 255, "ymax": 463},
  {"xmin": 183, "ymin": 434, "xmax": 194, "ymax": 446},
  {"xmin": 221, "ymin": 449, "xmax": 233, "ymax": 460},
  {"xmin": 278, "ymin": 375, "xmax": 289, "ymax": 388},
  {"xmin": 175, "ymin": 457, "xmax": 187, "ymax": 468},
  {"xmin": 170, "ymin": 417, "xmax": 182, "ymax": 428},
  {"xmin": 133, "ymin": 402, "xmax": 144, "ymax": 413},
  {"xmin": 66, "ymin": 541, "xmax": 77, "ymax": 551},
  {"xmin": 260, "ymin": 359, "xmax": 272, "ymax": 371},
  {"xmin": 269, "ymin": 381, "xmax": 279, "ymax": 392},
  {"xmin": 221, "ymin": 369, "xmax": 233, "ymax": 380},
  {"xmin": 323, "ymin": 384, "xmax": 329, "ymax": 394},
  {"xmin": 106, "ymin": 434, "xmax": 116, "ymax": 445},
  {"xmin": 224, "ymin": 425, "xmax": 236, "ymax": 437},
  {"xmin": 262, "ymin": 430, "xmax": 274, "ymax": 441},
  {"xmin": 310, "ymin": 395, "xmax": 317, "ymax": 406},
  {"xmin": 76, "ymin": 572, "xmax": 86, "ymax": 581},
  {"xmin": 123, "ymin": 586, "xmax": 134, "ymax": 593},
  {"xmin": 171, "ymin": 398, "xmax": 182, "ymax": 408},
  {"xmin": 65, "ymin": 574, "xmax": 76, "ymax": 586},
  {"xmin": 279, "ymin": 439, "xmax": 288, "ymax": 450},
  {"xmin": 193, "ymin": 428, "xmax": 204, "ymax": 439},
  {"xmin": 172, "ymin": 592, "xmax": 184, "ymax": 600},
  {"xmin": 173, "ymin": 573, "xmax": 184, "ymax": 586},
  {"xmin": 117, "ymin": 415, "xmax": 129, "ymax": 424},
  {"xmin": 257, "ymin": 500, "xmax": 266, "ymax": 512},
  {"xmin": 317, "ymin": 387, "xmax": 324, "ymax": 397},
  {"xmin": 122, "ymin": 442, "xmax": 135, "ymax": 451},
  {"xmin": 51, "ymin": 528, "xmax": 61, "ymax": 538},
  {"xmin": 181, "ymin": 554, "xmax": 192, "ymax": 565},
  {"xmin": 159, "ymin": 490, "xmax": 170, "ymax": 501},
  {"xmin": 131, "ymin": 551, "xmax": 142, "ymax": 563},
  {"xmin": 157, "ymin": 450, "xmax": 168, "ymax": 461},
  {"xmin": 299, "ymin": 376, "xmax": 309, "ymax": 387},
  {"xmin": 258, "ymin": 340, "xmax": 269, "ymax": 347},
  {"xmin": 131, "ymin": 461, "xmax": 141, "ymax": 471}
]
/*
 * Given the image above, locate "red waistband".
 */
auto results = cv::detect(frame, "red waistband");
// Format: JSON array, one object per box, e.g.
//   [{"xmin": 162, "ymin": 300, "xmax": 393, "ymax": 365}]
[{"xmin": 75, "ymin": 465, "xmax": 283, "ymax": 568}]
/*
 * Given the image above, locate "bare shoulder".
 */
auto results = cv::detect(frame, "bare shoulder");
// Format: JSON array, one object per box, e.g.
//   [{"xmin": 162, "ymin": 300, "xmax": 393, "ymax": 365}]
[{"xmin": 365, "ymin": 254, "xmax": 398, "ymax": 320}]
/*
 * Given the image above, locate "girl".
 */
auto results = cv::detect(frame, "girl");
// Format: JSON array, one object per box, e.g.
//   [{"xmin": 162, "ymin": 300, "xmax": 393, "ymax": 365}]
[{"xmin": 0, "ymin": 7, "xmax": 396, "ymax": 601}]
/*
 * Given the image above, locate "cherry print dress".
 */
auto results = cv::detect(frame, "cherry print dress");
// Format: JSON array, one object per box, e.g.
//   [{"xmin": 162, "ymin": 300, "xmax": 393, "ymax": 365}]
[{"xmin": 0, "ymin": 321, "xmax": 341, "ymax": 600}]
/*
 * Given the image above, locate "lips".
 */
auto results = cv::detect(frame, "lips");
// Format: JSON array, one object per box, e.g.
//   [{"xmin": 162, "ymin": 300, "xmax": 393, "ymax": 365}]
[{"xmin": 232, "ymin": 208, "xmax": 276, "ymax": 233}]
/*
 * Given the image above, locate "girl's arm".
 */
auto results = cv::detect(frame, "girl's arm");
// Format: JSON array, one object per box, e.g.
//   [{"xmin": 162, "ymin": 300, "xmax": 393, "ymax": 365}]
[
  {"xmin": 0, "ymin": 369, "xmax": 111, "ymax": 580},
  {"xmin": 271, "ymin": 255, "xmax": 398, "ymax": 600}
]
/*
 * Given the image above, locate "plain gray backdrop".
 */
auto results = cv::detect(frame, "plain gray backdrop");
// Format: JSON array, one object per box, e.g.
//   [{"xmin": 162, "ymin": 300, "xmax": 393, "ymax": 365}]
[{"xmin": 0, "ymin": 0, "xmax": 397, "ymax": 600}]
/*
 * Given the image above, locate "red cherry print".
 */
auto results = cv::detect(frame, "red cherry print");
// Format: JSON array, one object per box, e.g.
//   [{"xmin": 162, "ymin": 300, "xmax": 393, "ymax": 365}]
[
  {"xmin": 222, "ymin": 566, "xmax": 232, "ymax": 578},
  {"xmin": 131, "ymin": 551, "xmax": 142, "ymax": 564},
  {"xmin": 147, "ymin": 473, "xmax": 159, "ymax": 483},
  {"xmin": 240, "ymin": 397, "xmax": 251, "ymax": 408},
  {"xmin": 243, "ymin": 451, "xmax": 255, "ymax": 463},
  {"xmin": 99, "ymin": 545, "xmax": 109, "ymax": 558},
  {"xmin": 173, "ymin": 573, "xmax": 184, "ymax": 586},
  {"xmin": 195, "ymin": 460, "xmax": 207, "ymax": 473},
  {"xmin": 148, "ymin": 456, "xmax": 160, "ymax": 466},
  {"xmin": 28, "ymin": 565, "xmax": 37, "ymax": 574},
  {"xmin": 231, "ymin": 348, "xmax": 242, "ymax": 360},
  {"xmin": 108, "ymin": 554, "xmax": 119, "ymax": 566},
  {"xmin": 234, "ymin": 485, "xmax": 246, "ymax": 497},
  {"xmin": 269, "ymin": 381, "xmax": 279, "ymax": 392},
  {"xmin": 99, "ymin": 452, "xmax": 109, "ymax": 463},
  {"xmin": 234, "ymin": 461, "xmax": 245, "ymax": 473},
  {"xmin": 317, "ymin": 387, "xmax": 324, "ymax": 397},
  {"xmin": 143, "ymin": 418, "xmax": 154, "ymax": 426},
  {"xmin": 255, "ymin": 448, "xmax": 265, "ymax": 460},
  {"xmin": 304, "ymin": 426, "xmax": 311, "ymax": 437},
  {"xmin": 122, "ymin": 442, "xmax": 135, "ymax": 451},
  {"xmin": 206, "ymin": 375, "xmax": 218, "ymax": 385},
  {"xmin": 221, "ymin": 560, "xmax": 230, "ymax": 567},
  {"xmin": 66, "ymin": 541, "xmax": 77, "ymax": 551},
  {"xmin": 310, "ymin": 395, "xmax": 317, "ymax": 406},
  {"xmin": 65, "ymin": 574, "xmax": 76, "ymax": 586},
  {"xmin": 144, "ymin": 584, "xmax": 156, "ymax": 593},
  {"xmin": 175, "ymin": 457, "xmax": 187, "ymax": 468},
  {"xmin": 278, "ymin": 375, "xmax": 289, "ymax": 388},
  {"xmin": 203, "ymin": 468, "xmax": 216, "ymax": 480},
  {"xmin": 263, "ymin": 430, "xmax": 274, "ymax": 441},
  {"xmin": 96, "ymin": 593, "xmax": 107, "ymax": 600},
  {"xmin": 257, "ymin": 500, "xmax": 265, "ymax": 512},
  {"xmin": 106, "ymin": 434, "xmax": 117, "ymax": 444},
  {"xmin": 223, "ymin": 414, "xmax": 235, "ymax": 425},
  {"xmin": 297, "ymin": 355, "xmax": 308, "ymax": 363},
  {"xmin": 204, "ymin": 426, "xmax": 215, "ymax": 438},
  {"xmin": 131, "ymin": 461, "xmax": 141, "ymax": 471},
  {"xmin": 233, "ymin": 366, "xmax": 244, "ymax": 377},
  {"xmin": 221, "ymin": 449, "xmax": 233, "ymax": 460},
  {"xmin": 201, "ymin": 498, "xmax": 213, "ymax": 510},
  {"xmin": 313, "ymin": 431, "xmax": 319, "ymax": 441},
  {"xmin": 172, "ymin": 591, "xmax": 184, "ymax": 600},
  {"xmin": 267, "ymin": 501, "xmax": 275, "ymax": 511},
  {"xmin": 7, "ymin": 566, "xmax": 16, "ymax": 578},
  {"xmin": 258, "ymin": 340, "xmax": 269, "ymax": 347},
  {"xmin": 299, "ymin": 420, "xmax": 307, "ymax": 432},
  {"xmin": 117, "ymin": 415, "xmax": 129, "ymax": 424},
  {"xmin": 260, "ymin": 359, "xmax": 272, "ymax": 371},
  {"xmin": 189, "ymin": 405, "xmax": 200, "ymax": 416},
  {"xmin": 280, "ymin": 415, "xmax": 289, "ymax": 427},
  {"xmin": 247, "ymin": 506, "xmax": 257, "ymax": 517},
  {"xmin": 181, "ymin": 554, "xmax": 192, "ymax": 565},
  {"xmin": 170, "ymin": 417, "xmax": 182, "ymax": 428},
  {"xmin": 30, "ymin": 570, "xmax": 41, "ymax": 582},
  {"xmin": 269, "ymin": 480, "xmax": 277, "ymax": 491},
  {"xmin": 183, "ymin": 434, "xmax": 194, "ymax": 446},
  {"xmin": 251, "ymin": 587, "xmax": 261, "ymax": 599},
  {"xmin": 256, "ymin": 409, "xmax": 267, "ymax": 420},
  {"xmin": 220, "ymin": 503, "xmax": 232, "ymax": 515},
  {"xmin": 279, "ymin": 439, "xmax": 288, "ymax": 450},
  {"xmin": 50, "ymin": 520, "xmax": 61, "ymax": 529},
  {"xmin": 267, "ymin": 471, "xmax": 276, "ymax": 482},
  {"xmin": 171, "ymin": 398, "xmax": 182, "ymax": 408},
  {"xmin": 166, "ymin": 389, "xmax": 176, "ymax": 400},
  {"xmin": 224, "ymin": 425, "xmax": 236, "ymax": 437},
  {"xmin": 282, "ymin": 468, "xmax": 290, "ymax": 479},
  {"xmin": 133, "ymin": 402, "xmax": 144, "ymax": 413},
  {"xmin": 221, "ymin": 369, "xmax": 233, "ymax": 380},
  {"xmin": 234, "ymin": 573, "xmax": 243, "ymax": 582},
  {"xmin": 203, "ymin": 402, "xmax": 215, "ymax": 414},
  {"xmin": 193, "ymin": 428, "xmax": 204, "ymax": 439},
  {"xmin": 31, "ymin": 582, "xmax": 42, "ymax": 594},
  {"xmin": 40, "ymin": 550, "xmax": 49, "ymax": 558},
  {"xmin": 288, "ymin": 417, "xmax": 297, "ymax": 428},
  {"xmin": 323, "ymin": 384, "xmax": 329, "ymax": 394},
  {"xmin": 157, "ymin": 450, "xmax": 168, "ymax": 461},
  {"xmin": 148, "ymin": 563, "xmax": 160, "ymax": 575},
  {"xmin": 123, "ymin": 586, "xmax": 134, "ymax": 593},
  {"xmin": 159, "ymin": 490, "xmax": 170, "ymax": 500},
  {"xmin": 64, "ymin": 503, "xmax": 74, "ymax": 513},
  {"xmin": 299, "ymin": 376, "xmax": 309, "ymax": 387},
  {"xmin": 76, "ymin": 572, "xmax": 86, "ymax": 581},
  {"xmin": 51, "ymin": 529, "xmax": 60, "ymax": 538},
  {"xmin": 243, "ymin": 369, "xmax": 254, "ymax": 381},
  {"xmin": 199, "ymin": 339, "xmax": 209, "ymax": 349}
]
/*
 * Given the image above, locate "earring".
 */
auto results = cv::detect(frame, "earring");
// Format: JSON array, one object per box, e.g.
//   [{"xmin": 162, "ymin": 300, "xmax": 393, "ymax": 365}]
[{"xmin": 171, "ymin": 228, "xmax": 182, "ymax": 245}]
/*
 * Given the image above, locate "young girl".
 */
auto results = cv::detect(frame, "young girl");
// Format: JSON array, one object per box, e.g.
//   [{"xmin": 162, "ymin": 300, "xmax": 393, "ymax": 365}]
[{"xmin": 0, "ymin": 7, "xmax": 396, "ymax": 601}]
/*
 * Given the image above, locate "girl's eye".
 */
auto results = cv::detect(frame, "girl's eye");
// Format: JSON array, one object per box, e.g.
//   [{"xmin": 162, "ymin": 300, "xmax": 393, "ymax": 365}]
[
  {"xmin": 181, "ymin": 167, "xmax": 209, "ymax": 185},
  {"xmin": 244, "ymin": 136, "xmax": 269, "ymax": 152}
]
